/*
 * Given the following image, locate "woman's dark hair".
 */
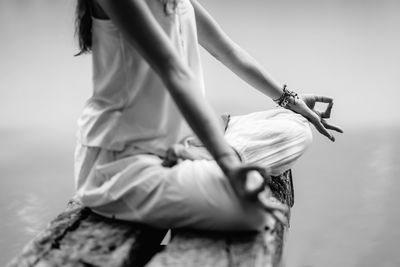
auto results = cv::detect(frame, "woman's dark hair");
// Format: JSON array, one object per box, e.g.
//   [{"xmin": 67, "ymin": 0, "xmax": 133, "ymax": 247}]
[{"xmin": 75, "ymin": 0, "xmax": 93, "ymax": 56}]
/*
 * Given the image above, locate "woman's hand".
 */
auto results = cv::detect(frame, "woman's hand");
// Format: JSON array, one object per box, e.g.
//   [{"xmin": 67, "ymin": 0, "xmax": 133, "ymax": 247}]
[
  {"xmin": 226, "ymin": 164, "xmax": 289, "ymax": 226},
  {"xmin": 288, "ymin": 94, "xmax": 343, "ymax": 141}
]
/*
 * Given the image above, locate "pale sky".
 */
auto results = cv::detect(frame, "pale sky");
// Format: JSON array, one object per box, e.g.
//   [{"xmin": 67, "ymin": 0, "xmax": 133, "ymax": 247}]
[{"xmin": 0, "ymin": 0, "xmax": 399, "ymax": 134}]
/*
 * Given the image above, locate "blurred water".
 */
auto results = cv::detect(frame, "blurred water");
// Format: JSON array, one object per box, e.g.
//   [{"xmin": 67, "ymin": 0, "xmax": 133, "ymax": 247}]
[
  {"xmin": 286, "ymin": 126, "xmax": 400, "ymax": 267},
  {"xmin": 0, "ymin": 130, "xmax": 75, "ymax": 264},
  {"xmin": 1, "ymin": 0, "xmax": 400, "ymax": 266}
]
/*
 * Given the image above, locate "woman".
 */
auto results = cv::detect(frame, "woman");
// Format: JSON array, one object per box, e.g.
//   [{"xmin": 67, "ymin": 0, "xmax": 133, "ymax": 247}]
[{"xmin": 74, "ymin": 0, "xmax": 342, "ymax": 231}]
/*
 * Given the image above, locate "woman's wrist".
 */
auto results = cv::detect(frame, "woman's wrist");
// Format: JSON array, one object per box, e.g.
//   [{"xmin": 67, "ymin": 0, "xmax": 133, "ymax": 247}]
[
  {"xmin": 273, "ymin": 84, "xmax": 299, "ymax": 108},
  {"xmin": 216, "ymin": 151, "xmax": 242, "ymax": 176}
]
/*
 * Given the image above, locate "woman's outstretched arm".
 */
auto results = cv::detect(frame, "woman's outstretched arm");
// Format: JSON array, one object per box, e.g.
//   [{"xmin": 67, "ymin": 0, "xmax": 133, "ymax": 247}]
[
  {"xmin": 191, "ymin": 0, "xmax": 343, "ymax": 141},
  {"xmin": 191, "ymin": 0, "xmax": 283, "ymax": 100}
]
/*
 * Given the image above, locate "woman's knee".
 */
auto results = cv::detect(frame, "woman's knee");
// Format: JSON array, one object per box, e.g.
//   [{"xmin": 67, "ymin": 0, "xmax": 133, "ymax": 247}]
[
  {"xmin": 273, "ymin": 110, "xmax": 313, "ymax": 146},
  {"xmin": 234, "ymin": 111, "xmax": 313, "ymax": 175},
  {"xmin": 270, "ymin": 120, "xmax": 313, "ymax": 174},
  {"xmin": 286, "ymin": 118, "xmax": 313, "ymax": 152}
]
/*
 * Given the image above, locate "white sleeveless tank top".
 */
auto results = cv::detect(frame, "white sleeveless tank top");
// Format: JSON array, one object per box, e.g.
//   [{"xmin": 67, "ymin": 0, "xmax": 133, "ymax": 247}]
[{"xmin": 77, "ymin": 0, "xmax": 205, "ymax": 156}]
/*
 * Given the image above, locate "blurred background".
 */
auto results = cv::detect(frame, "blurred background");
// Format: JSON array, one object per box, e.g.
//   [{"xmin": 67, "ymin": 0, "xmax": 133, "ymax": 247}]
[{"xmin": 1, "ymin": 0, "xmax": 399, "ymax": 266}]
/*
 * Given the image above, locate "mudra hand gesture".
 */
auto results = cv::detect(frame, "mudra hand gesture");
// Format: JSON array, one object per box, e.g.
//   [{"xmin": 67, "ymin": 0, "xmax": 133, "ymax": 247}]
[
  {"xmin": 239, "ymin": 93, "xmax": 344, "ymax": 225},
  {"xmin": 287, "ymin": 94, "xmax": 343, "ymax": 141},
  {"xmin": 229, "ymin": 167, "xmax": 290, "ymax": 226}
]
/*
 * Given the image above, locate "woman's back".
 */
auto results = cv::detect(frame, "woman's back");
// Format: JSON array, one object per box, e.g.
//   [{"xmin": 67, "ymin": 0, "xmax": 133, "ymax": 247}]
[{"xmin": 77, "ymin": 0, "xmax": 205, "ymax": 155}]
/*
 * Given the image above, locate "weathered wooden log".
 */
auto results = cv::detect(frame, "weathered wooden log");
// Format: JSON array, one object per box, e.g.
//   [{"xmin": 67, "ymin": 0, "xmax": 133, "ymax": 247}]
[{"xmin": 7, "ymin": 170, "xmax": 293, "ymax": 267}]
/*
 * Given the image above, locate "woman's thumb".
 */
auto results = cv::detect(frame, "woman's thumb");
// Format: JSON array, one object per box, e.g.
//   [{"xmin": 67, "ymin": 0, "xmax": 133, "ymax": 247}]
[{"xmin": 246, "ymin": 170, "xmax": 266, "ymax": 196}]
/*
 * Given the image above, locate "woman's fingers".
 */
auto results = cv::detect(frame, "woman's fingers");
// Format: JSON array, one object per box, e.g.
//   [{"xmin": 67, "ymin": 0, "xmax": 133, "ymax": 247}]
[
  {"xmin": 298, "ymin": 94, "xmax": 341, "ymax": 141},
  {"xmin": 321, "ymin": 102, "xmax": 333, "ymax": 119},
  {"xmin": 246, "ymin": 170, "xmax": 267, "ymax": 195},
  {"xmin": 229, "ymin": 165, "xmax": 270, "ymax": 199},
  {"xmin": 309, "ymin": 113, "xmax": 335, "ymax": 141},
  {"xmin": 272, "ymin": 210, "xmax": 288, "ymax": 226},
  {"xmin": 300, "ymin": 106, "xmax": 333, "ymax": 141},
  {"xmin": 314, "ymin": 95, "xmax": 333, "ymax": 103},
  {"xmin": 229, "ymin": 167, "xmax": 289, "ymax": 225},
  {"xmin": 313, "ymin": 96, "xmax": 334, "ymax": 118},
  {"xmin": 321, "ymin": 119, "xmax": 344, "ymax": 133},
  {"xmin": 258, "ymin": 191, "xmax": 289, "ymax": 213},
  {"xmin": 258, "ymin": 192, "xmax": 289, "ymax": 226}
]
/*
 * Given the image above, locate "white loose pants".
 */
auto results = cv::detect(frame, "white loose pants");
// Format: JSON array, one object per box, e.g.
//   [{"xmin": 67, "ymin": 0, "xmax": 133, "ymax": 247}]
[{"xmin": 74, "ymin": 109, "xmax": 312, "ymax": 231}]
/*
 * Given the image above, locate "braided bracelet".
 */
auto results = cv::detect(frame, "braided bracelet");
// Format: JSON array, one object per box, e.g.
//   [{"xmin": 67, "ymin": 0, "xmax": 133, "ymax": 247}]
[{"xmin": 273, "ymin": 85, "xmax": 299, "ymax": 108}]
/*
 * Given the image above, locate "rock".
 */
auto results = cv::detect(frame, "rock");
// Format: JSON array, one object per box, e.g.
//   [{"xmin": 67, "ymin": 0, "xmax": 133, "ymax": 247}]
[
  {"xmin": 7, "ymin": 199, "xmax": 166, "ymax": 267},
  {"xmin": 7, "ymin": 170, "xmax": 293, "ymax": 267}
]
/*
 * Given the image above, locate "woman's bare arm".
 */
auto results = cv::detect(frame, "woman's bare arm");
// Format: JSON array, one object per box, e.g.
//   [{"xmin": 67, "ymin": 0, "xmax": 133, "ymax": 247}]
[
  {"xmin": 96, "ymin": 0, "xmax": 240, "ymax": 172},
  {"xmin": 191, "ymin": 0, "xmax": 342, "ymax": 141},
  {"xmin": 191, "ymin": 0, "xmax": 283, "ymax": 100}
]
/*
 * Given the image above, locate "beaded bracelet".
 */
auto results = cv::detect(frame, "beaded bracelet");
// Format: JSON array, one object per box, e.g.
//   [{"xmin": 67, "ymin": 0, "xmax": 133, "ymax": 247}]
[{"xmin": 273, "ymin": 85, "xmax": 299, "ymax": 108}]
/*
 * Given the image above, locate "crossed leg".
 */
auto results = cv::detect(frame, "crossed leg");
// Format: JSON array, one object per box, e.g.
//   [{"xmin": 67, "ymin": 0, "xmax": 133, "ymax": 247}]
[{"xmin": 87, "ymin": 109, "xmax": 312, "ymax": 231}]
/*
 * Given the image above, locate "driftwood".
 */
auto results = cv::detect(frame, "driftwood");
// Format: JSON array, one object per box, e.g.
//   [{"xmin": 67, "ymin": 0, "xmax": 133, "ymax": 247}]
[{"xmin": 7, "ymin": 170, "xmax": 293, "ymax": 267}]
